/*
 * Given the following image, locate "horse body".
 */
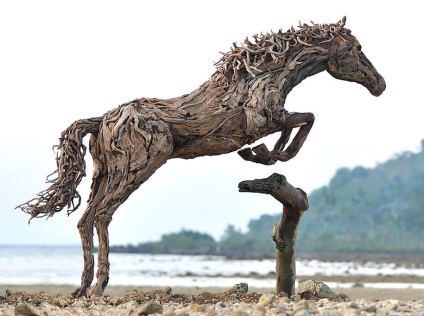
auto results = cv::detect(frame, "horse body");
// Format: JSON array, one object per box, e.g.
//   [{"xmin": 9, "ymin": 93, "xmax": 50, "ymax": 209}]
[{"xmin": 18, "ymin": 17, "xmax": 385, "ymax": 297}]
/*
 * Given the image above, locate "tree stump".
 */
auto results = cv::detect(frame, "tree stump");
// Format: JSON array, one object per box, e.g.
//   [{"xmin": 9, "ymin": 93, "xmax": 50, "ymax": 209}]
[{"xmin": 238, "ymin": 173, "xmax": 309, "ymax": 296}]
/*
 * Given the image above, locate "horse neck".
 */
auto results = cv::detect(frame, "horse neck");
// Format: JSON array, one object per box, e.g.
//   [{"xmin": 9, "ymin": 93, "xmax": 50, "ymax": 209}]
[
  {"xmin": 278, "ymin": 45, "xmax": 329, "ymax": 96},
  {"xmin": 211, "ymin": 45, "xmax": 330, "ymax": 110},
  {"xmin": 157, "ymin": 45, "xmax": 329, "ymax": 117}
]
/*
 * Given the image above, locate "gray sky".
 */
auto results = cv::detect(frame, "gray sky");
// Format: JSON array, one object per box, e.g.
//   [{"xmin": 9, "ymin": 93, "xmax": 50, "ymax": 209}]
[{"xmin": 1, "ymin": 1, "xmax": 422, "ymax": 246}]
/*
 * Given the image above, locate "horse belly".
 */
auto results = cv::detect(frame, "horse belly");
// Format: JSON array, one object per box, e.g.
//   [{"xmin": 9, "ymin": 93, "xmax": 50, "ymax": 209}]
[
  {"xmin": 171, "ymin": 134, "xmax": 247, "ymax": 159},
  {"xmin": 170, "ymin": 113, "xmax": 249, "ymax": 159}
]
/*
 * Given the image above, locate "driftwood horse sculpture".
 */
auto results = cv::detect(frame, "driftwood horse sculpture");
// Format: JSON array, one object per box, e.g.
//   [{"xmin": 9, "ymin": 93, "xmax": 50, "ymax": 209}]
[{"xmin": 18, "ymin": 17, "xmax": 385, "ymax": 297}]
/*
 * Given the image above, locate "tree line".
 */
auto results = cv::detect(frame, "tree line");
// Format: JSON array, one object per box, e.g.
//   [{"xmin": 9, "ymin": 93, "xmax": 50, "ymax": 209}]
[{"xmin": 110, "ymin": 140, "xmax": 424, "ymax": 257}]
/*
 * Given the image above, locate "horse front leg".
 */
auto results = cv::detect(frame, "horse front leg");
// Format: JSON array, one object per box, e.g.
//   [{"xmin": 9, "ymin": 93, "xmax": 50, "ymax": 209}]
[
  {"xmin": 238, "ymin": 112, "xmax": 315, "ymax": 165},
  {"xmin": 71, "ymin": 173, "xmax": 109, "ymax": 297}
]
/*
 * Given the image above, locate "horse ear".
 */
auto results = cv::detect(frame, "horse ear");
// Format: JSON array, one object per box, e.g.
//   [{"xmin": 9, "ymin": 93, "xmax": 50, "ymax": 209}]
[{"xmin": 339, "ymin": 16, "xmax": 347, "ymax": 28}]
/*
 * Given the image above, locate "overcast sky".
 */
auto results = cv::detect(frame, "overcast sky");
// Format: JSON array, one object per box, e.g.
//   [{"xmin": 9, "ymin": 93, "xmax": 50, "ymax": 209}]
[{"xmin": 0, "ymin": 1, "xmax": 422, "ymax": 246}]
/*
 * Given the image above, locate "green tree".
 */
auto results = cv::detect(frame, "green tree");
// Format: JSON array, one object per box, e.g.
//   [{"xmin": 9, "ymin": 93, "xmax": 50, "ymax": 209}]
[{"xmin": 111, "ymin": 139, "xmax": 424, "ymax": 256}]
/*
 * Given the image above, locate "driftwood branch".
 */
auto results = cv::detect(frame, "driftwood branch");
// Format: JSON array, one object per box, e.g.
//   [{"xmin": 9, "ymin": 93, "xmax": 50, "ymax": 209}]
[{"xmin": 239, "ymin": 173, "xmax": 309, "ymax": 296}]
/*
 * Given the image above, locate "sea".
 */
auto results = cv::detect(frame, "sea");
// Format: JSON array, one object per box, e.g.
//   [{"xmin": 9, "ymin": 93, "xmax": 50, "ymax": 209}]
[{"xmin": 1, "ymin": 245, "xmax": 424, "ymax": 290}]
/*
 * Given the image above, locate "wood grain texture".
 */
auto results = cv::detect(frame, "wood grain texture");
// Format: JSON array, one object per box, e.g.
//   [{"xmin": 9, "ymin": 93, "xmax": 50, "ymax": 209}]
[
  {"xmin": 17, "ymin": 17, "xmax": 385, "ymax": 297},
  {"xmin": 239, "ymin": 173, "xmax": 308, "ymax": 296}
]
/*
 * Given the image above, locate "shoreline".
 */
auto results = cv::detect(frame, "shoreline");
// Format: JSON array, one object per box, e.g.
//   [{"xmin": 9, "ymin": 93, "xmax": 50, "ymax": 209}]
[{"xmin": 2, "ymin": 282, "xmax": 424, "ymax": 301}]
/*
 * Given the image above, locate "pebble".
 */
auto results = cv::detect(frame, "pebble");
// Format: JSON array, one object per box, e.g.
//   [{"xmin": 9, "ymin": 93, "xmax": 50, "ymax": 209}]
[
  {"xmin": 232, "ymin": 283, "xmax": 249, "ymax": 296},
  {"xmin": 14, "ymin": 303, "xmax": 41, "ymax": 316},
  {"xmin": 110, "ymin": 296, "xmax": 124, "ymax": 306},
  {"xmin": 296, "ymin": 280, "xmax": 336, "ymax": 300},
  {"xmin": 189, "ymin": 303, "xmax": 206, "ymax": 312},
  {"xmin": 257, "ymin": 293, "xmax": 276, "ymax": 306},
  {"xmin": 229, "ymin": 310, "xmax": 248, "ymax": 316},
  {"xmin": 1, "ymin": 285, "xmax": 424, "ymax": 315},
  {"xmin": 136, "ymin": 301, "xmax": 163, "ymax": 315},
  {"xmin": 360, "ymin": 303, "xmax": 377, "ymax": 313},
  {"xmin": 252, "ymin": 304, "xmax": 266, "ymax": 316},
  {"xmin": 3, "ymin": 299, "xmax": 424, "ymax": 315}
]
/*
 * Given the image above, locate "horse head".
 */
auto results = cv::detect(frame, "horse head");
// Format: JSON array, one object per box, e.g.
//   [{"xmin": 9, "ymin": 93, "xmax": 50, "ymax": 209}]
[{"xmin": 327, "ymin": 19, "xmax": 386, "ymax": 96}]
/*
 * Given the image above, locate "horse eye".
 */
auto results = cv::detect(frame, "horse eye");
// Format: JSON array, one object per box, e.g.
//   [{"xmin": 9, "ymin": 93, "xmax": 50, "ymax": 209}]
[{"xmin": 344, "ymin": 41, "xmax": 352, "ymax": 49}]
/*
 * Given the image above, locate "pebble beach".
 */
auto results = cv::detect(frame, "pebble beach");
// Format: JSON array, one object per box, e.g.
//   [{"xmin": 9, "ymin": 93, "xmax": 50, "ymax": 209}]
[{"xmin": 2, "ymin": 280, "xmax": 424, "ymax": 315}]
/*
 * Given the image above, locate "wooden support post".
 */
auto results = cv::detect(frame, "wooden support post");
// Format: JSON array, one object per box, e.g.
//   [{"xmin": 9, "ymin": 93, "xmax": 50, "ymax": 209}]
[{"xmin": 239, "ymin": 173, "xmax": 308, "ymax": 296}]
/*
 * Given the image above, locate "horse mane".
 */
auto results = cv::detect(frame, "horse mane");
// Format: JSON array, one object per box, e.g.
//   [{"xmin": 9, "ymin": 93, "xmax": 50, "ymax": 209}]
[
  {"xmin": 214, "ymin": 17, "xmax": 349, "ymax": 84},
  {"xmin": 136, "ymin": 18, "xmax": 351, "ymax": 141}
]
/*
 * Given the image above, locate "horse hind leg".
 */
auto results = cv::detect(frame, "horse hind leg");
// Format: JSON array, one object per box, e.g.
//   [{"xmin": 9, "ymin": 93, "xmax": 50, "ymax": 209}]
[
  {"xmin": 71, "ymin": 205, "xmax": 96, "ymax": 298},
  {"xmin": 86, "ymin": 105, "xmax": 173, "ymax": 296},
  {"xmin": 72, "ymin": 134, "xmax": 110, "ymax": 298}
]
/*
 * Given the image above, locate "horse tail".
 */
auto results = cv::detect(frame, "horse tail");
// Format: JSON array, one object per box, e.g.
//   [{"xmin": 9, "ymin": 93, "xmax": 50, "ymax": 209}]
[{"xmin": 17, "ymin": 116, "xmax": 104, "ymax": 221}]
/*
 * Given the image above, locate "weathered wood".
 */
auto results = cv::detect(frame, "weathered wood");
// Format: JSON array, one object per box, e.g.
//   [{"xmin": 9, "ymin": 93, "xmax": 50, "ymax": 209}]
[
  {"xmin": 239, "ymin": 173, "xmax": 308, "ymax": 296},
  {"xmin": 17, "ymin": 17, "xmax": 385, "ymax": 297}
]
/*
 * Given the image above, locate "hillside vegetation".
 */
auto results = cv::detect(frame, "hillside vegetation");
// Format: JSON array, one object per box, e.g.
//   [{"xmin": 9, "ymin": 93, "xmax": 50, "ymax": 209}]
[
  {"xmin": 110, "ymin": 140, "xmax": 424, "ymax": 256},
  {"xmin": 298, "ymin": 141, "xmax": 424, "ymax": 253}
]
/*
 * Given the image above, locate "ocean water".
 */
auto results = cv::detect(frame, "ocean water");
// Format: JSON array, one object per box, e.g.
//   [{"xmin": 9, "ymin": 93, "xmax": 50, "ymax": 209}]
[{"xmin": 1, "ymin": 245, "xmax": 424, "ymax": 289}]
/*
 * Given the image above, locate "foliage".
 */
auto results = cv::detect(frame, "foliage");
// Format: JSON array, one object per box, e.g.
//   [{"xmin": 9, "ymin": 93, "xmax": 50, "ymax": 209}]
[
  {"xmin": 111, "ymin": 140, "xmax": 424, "ymax": 256},
  {"xmin": 219, "ymin": 218, "xmax": 277, "ymax": 258},
  {"xmin": 297, "ymin": 141, "xmax": 424, "ymax": 253},
  {"xmin": 110, "ymin": 229, "xmax": 217, "ymax": 255}
]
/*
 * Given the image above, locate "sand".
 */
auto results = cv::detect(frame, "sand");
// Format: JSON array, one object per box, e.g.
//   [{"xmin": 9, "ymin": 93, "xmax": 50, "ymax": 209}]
[
  {"xmin": 1, "ymin": 282, "xmax": 424, "ymax": 300},
  {"xmin": 1, "ymin": 282, "xmax": 424, "ymax": 315}
]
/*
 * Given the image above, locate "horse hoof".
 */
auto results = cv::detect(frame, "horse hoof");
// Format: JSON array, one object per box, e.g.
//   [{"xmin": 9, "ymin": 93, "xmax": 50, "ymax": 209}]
[
  {"xmin": 87, "ymin": 286, "xmax": 104, "ymax": 297},
  {"xmin": 71, "ymin": 287, "xmax": 86, "ymax": 298},
  {"xmin": 238, "ymin": 148, "xmax": 253, "ymax": 160}
]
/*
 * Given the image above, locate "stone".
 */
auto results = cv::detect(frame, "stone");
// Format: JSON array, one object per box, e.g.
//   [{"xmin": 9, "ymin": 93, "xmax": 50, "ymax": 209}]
[
  {"xmin": 39, "ymin": 302, "xmax": 59, "ymax": 313},
  {"xmin": 315, "ymin": 282, "xmax": 335, "ymax": 299},
  {"xmin": 342, "ymin": 308, "xmax": 359, "ymax": 316},
  {"xmin": 57, "ymin": 298, "xmax": 68, "ymax": 308},
  {"xmin": 294, "ymin": 300, "xmax": 309, "ymax": 312},
  {"xmin": 271, "ymin": 306, "xmax": 288, "ymax": 314},
  {"xmin": 360, "ymin": 304, "xmax": 377, "ymax": 313},
  {"xmin": 293, "ymin": 309, "xmax": 311, "ymax": 316},
  {"xmin": 70, "ymin": 300, "xmax": 84, "ymax": 308},
  {"xmin": 382, "ymin": 299, "xmax": 399, "ymax": 311},
  {"xmin": 110, "ymin": 296, "xmax": 123, "ymax": 305},
  {"xmin": 232, "ymin": 283, "xmax": 248, "ymax": 295},
  {"xmin": 321, "ymin": 311, "xmax": 343, "ymax": 316},
  {"xmin": 291, "ymin": 294, "xmax": 302, "ymax": 301},
  {"xmin": 190, "ymin": 303, "xmax": 206, "ymax": 312},
  {"xmin": 215, "ymin": 301, "xmax": 227, "ymax": 309},
  {"xmin": 252, "ymin": 304, "xmax": 266, "ymax": 316},
  {"xmin": 14, "ymin": 303, "xmax": 41, "ymax": 316},
  {"xmin": 1, "ymin": 307, "xmax": 14, "ymax": 316},
  {"xmin": 317, "ymin": 298, "xmax": 330, "ymax": 306},
  {"xmin": 275, "ymin": 297, "xmax": 291, "ymax": 305},
  {"xmin": 230, "ymin": 310, "xmax": 248, "ymax": 316},
  {"xmin": 136, "ymin": 301, "xmax": 163, "ymax": 315},
  {"xmin": 277, "ymin": 291, "xmax": 289, "ymax": 297},
  {"xmin": 397, "ymin": 305, "xmax": 413, "ymax": 313},
  {"xmin": 295, "ymin": 280, "xmax": 336, "ymax": 300},
  {"xmin": 30, "ymin": 298, "xmax": 41, "ymax": 306},
  {"xmin": 120, "ymin": 300, "xmax": 139, "ymax": 316},
  {"xmin": 336, "ymin": 293, "xmax": 350, "ymax": 301},
  {"xmin": 257, "ymin": 293, "xmax": 276, "ymax": 306}
]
